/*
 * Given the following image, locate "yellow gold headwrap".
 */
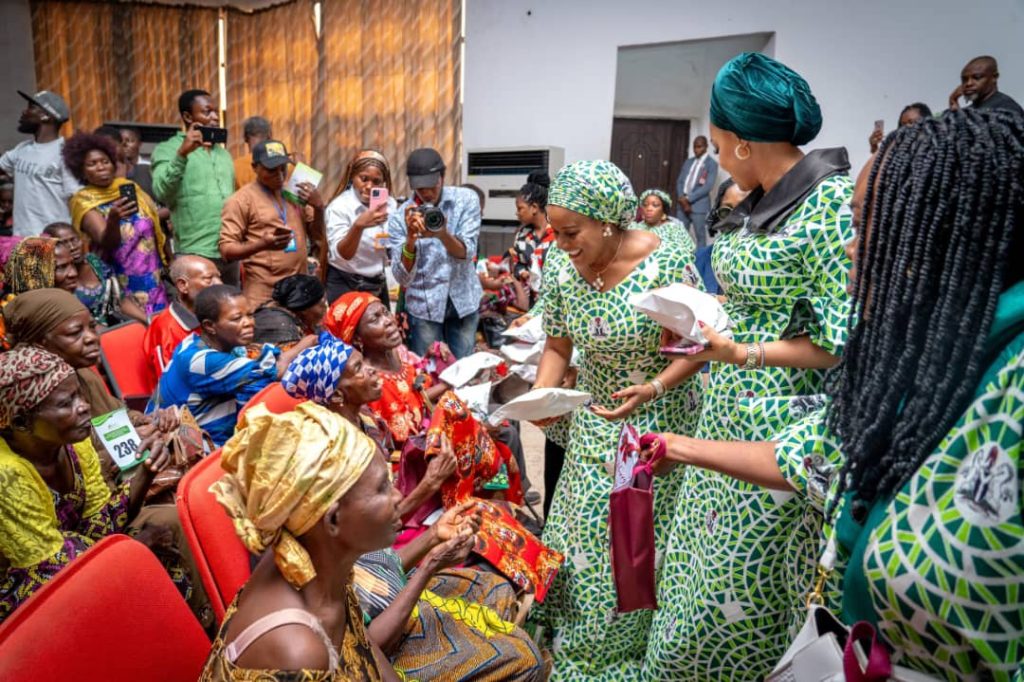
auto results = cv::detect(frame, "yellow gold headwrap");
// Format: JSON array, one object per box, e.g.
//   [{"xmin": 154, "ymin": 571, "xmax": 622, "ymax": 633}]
[{"xmin": 210, "ymin": 401, "xmax": 376, "ymax": 589}]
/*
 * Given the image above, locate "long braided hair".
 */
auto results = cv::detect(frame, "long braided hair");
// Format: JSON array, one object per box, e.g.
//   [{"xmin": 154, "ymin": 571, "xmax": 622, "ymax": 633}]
[{"xmin": 828, "ymin": 108, "xmax": 1024, "ymax": 504}]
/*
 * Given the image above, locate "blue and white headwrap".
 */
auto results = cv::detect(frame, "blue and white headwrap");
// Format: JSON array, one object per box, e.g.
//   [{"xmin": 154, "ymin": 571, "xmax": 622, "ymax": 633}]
[{"xmin": 281, "ymin": 331, "xmax": 355, "ymax": 405}]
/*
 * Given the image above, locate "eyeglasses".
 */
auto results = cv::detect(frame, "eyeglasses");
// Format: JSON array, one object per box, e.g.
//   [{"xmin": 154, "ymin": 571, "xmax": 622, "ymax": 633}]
[{"xmin": 709, "ymin": 205, "xmax": 734, "ymax": 224}]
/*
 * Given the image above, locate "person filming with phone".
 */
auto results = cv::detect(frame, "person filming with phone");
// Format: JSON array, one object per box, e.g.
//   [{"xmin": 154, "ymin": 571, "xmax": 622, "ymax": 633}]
[
  {"xmin": 386, "ymin": 147, "xmax": 482, "ymax": 359},
  {"xmin": 151, "ymin": 89, "xmax": 237, "ymax": 284},
  {"xmin": 324, "ymin": 150, "xmax": 397, "ymax": 304},
  {"xmin": 219, "ymin": 140, "xmax": 325, "ymax": 309},
  {"xmin": 64, "ymin": 131, "xmax": 168, "ymax": 318}
]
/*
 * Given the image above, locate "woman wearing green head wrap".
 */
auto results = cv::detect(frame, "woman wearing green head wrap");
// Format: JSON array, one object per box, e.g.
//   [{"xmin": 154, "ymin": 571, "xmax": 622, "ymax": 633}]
[
  {"xmin": 630, "ymin": 188, "xmax": 694, "ymax": 261},
  {"xmin": 529, "ymin": 160, "xmax": 704, "ymax": 680},
  {"xmin": 644, "ymin": 52, "xmax": 856, "ymax": 679}
]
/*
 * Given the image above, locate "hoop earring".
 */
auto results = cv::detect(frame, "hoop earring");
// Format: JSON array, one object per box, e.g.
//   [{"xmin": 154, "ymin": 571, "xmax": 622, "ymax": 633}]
[
  {"xmin": 602, "ymin": 224, "xmax": 613, "ymax": 238},
  {"xmin": 734, "ymin": 144, "xmax": 751, "ymax": 161}
]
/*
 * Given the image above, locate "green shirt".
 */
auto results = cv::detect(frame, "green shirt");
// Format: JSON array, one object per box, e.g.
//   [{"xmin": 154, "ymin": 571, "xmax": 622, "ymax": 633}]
[{"xmin": 151, "ymin": 132, "xmax": 235, "ymax": 259}]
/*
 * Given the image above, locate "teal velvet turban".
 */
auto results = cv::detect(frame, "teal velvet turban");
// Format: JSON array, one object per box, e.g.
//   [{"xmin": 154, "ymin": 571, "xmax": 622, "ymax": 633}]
[{"xmin": 710, "ymin": 52, "xmax": 822, "ymax": 146}]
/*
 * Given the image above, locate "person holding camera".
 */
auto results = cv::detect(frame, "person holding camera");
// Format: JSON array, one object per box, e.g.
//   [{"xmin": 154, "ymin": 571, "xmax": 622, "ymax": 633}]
[
  {"xmin": 219, "ymin": 139, "xmax": 324, "ymax": 309},
  {"xmin": 387, "ymin": 148, "xmax": 482, "ymax": 359},
  {"xmin": 151, "ymin": 89, "xmax": 237, "ymax": 285}
]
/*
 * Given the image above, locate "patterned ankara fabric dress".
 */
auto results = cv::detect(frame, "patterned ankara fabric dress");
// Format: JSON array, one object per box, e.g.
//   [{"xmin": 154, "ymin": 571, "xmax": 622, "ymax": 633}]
[
  {"xmin": 533, "ymin": 236, "xmax": 703, "ymax": 681},
  {"xmin": 771, "ymin": 282, "xmax": 1024, "ymax": 682},
  {"xmin": 353, "ymin": 549, "xmax": 545, "ymax": 681},
  {"xmin": 629, "ymin": 219, "xmax": 694, "ymax": 262},
  {"xmin": 645, "ymin": 173, "xmax": 854, "ymax": 680}
]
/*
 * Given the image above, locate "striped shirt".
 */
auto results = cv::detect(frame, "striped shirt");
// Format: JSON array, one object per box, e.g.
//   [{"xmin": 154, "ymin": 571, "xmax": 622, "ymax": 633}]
[{"xmin": 150, "ymin": 333, "xmax": 279, "ymax": 446}]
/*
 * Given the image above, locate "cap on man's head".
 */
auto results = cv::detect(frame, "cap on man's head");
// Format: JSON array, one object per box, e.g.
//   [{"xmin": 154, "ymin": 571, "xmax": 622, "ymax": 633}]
[
  {"xmin": 406, "ymin": 148, "xmax": 445, "ymax": 189},
  {"xmin": 17, "ymin": 90, "xmax": 70, "ymax": 124},
  {"xmin": 252, "ymin": 140, "xmax": 291, "ymax": 169}
]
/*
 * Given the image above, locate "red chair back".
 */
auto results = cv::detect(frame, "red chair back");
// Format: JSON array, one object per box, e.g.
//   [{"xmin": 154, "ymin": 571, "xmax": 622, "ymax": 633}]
[
  {"xmin": 176, "ymin": 450, "xmax": 251, "ymax": 623},
  {"xmin": 237, "ymin": 382, "xmax": 303, "ymax": 424},
  {"xmin": 99, "ymin": 321, "xmax": 156, "ymax": 404},
  {"xmin": 0, "ymin": 535, "xmax": 209, "ymax": 682}
]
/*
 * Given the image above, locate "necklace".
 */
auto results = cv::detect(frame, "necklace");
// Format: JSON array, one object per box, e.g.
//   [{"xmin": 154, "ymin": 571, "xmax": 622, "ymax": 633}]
[{"xmin": 587, "ymin": 231, "xmax": 624, "ymax": 291}]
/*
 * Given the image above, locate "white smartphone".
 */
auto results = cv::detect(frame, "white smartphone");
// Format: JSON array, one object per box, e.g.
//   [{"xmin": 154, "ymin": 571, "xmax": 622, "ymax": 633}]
[{"xmin": 369, "ymin": 187, "xmax": 389, "ymax": 211}]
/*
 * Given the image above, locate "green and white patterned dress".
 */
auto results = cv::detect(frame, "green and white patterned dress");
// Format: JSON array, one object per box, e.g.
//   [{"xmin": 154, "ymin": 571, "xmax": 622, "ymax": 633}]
[
  {"xmin": 645, "ymin": 174, "xmax": 854, "ymax": 680},
  {"xmin": 533, "ymin": 235, "xmax": 704, "ymax": 681},
  {"xmin": 772, "ymin": 282, "xmax": 1024, "ymax": 681},
  {"xmin": 629, "ymin": 219, "xmax": 695, "ymax": 263}
]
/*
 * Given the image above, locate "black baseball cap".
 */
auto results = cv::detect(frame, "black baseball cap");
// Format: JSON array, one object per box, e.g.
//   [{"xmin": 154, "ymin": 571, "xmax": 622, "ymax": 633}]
[
  {"xmin": 252, "ymin": 140, "xmax": 291, "ymax": 169},
  {"xmin": 406, "ymin": 148, "xmax": 445, "ymax": 189},
  {"xmin": 17, "ymin": 90, "xmax": 70, "ymax": 124}
]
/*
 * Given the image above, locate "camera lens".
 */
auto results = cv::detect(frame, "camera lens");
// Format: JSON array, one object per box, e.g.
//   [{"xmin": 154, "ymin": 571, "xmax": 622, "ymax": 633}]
[{"xmin": 423, "ymin": 206, "xmax": 445, "ymax": 232}]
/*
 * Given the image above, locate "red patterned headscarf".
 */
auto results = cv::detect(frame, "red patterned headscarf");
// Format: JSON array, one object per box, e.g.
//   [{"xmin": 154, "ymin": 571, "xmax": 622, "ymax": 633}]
[
  {"xmin": 0, "ymin": 345, "xmax": 75, "ymax": 429},
  {"xmin": 323, "ymin": 291, "xmax": 376, "ymax": 344}
]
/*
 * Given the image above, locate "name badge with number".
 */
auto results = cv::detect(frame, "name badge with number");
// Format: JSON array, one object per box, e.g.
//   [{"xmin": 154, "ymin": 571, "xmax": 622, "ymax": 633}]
[{"xmin": 91, "ymin": 407, "xmax": 146, "ymax": 470}]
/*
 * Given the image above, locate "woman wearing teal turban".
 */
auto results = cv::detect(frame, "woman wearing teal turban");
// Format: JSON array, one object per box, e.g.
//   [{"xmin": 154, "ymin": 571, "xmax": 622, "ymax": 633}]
[
  {"xmin": 529, "ymin": 160, "xmax": 705, "ymax": 680},
  {"xmin": 644, "ymin": 52, "xmax": 857, "ymax": 679}
]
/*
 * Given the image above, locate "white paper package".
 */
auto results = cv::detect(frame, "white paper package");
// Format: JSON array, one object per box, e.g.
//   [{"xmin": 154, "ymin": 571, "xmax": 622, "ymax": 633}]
[
  {"xmin": 487, "ymin": 387, "xmax": 592, "ymax": 425},
  {"xmin": 501, "ymin": 314, "xmax": 546, "ymax": 345},
  {"xmin": 630, "ymin": 283, "xmax": 733, "ymax": 346},
  {"xmin": 439, "ymin": 351, "xmax": 503, "ymax": 388}
]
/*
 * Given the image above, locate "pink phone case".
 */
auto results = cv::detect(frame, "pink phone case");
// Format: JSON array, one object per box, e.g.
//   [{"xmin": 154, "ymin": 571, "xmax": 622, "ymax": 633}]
[{"xmin": 369, "ymin": 188, "xmax": 389, "ymax": 211}]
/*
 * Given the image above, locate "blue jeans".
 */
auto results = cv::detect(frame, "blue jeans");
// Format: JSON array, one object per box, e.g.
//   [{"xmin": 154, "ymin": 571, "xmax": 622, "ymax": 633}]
[{"xmin": 406, "ymin": 299, "xmax": 480, "ymax": 359}]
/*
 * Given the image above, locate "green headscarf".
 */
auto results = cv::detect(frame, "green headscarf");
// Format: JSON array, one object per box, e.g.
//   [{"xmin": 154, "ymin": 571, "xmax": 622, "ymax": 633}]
[
  {"xmin": 709, "ymin": 52, "xmax": 822, "ymax": 146},
  {"xmin": 548, "ymin": 160, "xmax": 637, "ymax": 228},
  {"xmin": 639, "ymin": 189, "xmax": 673, "ymax": 213}
]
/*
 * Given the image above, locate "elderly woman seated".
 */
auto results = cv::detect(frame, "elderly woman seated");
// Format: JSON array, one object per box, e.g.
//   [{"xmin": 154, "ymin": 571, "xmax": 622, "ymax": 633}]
[
  {"xmin": 153, "ymin": 284, "xmax": 315, "ymax": 446},
  {"xmin": 201, "ymin": 402, "xmax": 401, "ymax": 681},
  {"xmin": 3, "ymin": 288, "xmax": 212, "ymax": 625},
  {"xmin": 322, "ymin": 292, "xmax": 530, "ymax": 495},
  {"xmin": 281, "ymin": 336, "xmax": 546, "ymax": 681},
  {"xmin": 0, "ymin": 346, "xmax": 171, "ymax": 621}
]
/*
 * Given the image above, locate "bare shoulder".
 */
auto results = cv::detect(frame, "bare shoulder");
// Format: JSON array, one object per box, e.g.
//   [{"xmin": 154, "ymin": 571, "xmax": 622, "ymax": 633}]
[{"xmin": 234, "ymin": 622, "xmax": 332, "ymax": 672}]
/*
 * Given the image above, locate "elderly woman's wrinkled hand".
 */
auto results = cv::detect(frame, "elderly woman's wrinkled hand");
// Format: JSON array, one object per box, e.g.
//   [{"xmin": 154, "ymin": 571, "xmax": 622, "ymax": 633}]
[
  {"xmin": 424, "ymin": 528, "xmax": 476, "ymax": 573},
  {"xmin": 433, "ymin": 500, "xmax": 482, "ymax": 543}
]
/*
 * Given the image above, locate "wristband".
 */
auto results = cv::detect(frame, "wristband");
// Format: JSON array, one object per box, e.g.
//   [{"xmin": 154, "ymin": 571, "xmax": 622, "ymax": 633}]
[
  {"xmin": 743, "ymin": 343, "xmax": 758, "ymax": 370},
  {"xmin": 402, "ymin": 245, "xmax": 416, "ymax": 260},
  {"xmin": 650, "ymin": 377, "xmax": 667, "ymax": 399}
]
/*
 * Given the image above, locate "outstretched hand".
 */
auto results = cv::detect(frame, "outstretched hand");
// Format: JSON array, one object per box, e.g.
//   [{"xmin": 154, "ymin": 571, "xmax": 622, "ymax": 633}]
[{"xmin": 590, "ymin": 384, "xmax": 654, "ymax": 421}]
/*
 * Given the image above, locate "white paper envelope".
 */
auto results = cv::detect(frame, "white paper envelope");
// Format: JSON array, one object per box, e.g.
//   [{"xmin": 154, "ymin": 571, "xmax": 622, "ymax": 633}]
[
  {"xmin": 487, "ymin": 387, "xmax": 591, "ymax": 425},
  {"xmin": 439, "ymin": 351, "xmax": 503, "ymax": 388},
  {"xmin": 630, "ymin": 283, "xmax": 732, "ymax": 345},
  {"xmin": 502, "ymin": 314, "xmax": 546, "ymax": 345},
  {"xmin": 500, "ymin": 339, "xmax": 544, "ymax": 365},
  {"xmin": 510, "ymin": 363, "xmax": 538, "ymax": 383}
]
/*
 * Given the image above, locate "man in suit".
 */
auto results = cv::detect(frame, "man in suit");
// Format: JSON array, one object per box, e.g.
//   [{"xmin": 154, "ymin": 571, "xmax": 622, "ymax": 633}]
[{"xmin": 675, "ymin": 135, "xmax": 718, "ymax": 249}]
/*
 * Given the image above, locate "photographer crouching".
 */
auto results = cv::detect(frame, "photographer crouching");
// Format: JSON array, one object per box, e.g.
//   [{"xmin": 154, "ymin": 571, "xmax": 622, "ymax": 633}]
[{"xmin": 387, "ymin": 148, "xmax": 482, "ymax": 358}]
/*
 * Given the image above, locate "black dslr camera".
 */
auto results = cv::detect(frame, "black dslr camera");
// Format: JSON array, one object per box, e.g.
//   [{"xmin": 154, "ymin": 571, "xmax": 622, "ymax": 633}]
[{"xmin": 414, "ymin": 205, "xmax": 446, "ymax": 232}]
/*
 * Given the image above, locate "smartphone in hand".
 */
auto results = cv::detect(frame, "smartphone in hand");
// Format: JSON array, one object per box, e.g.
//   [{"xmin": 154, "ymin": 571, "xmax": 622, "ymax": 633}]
[
  {"xmin": 873, "ymin": 119, "xmax": 884, "ymax": 133},
  {"xmin": 369, "ymin": 187, "xmax": 389, "ymax": 211},
  {"xmin": 118, "ymin": 182, "xmax": 137, "ymax": 205},
  {"xmin": 198, "ymin": 126, "xmax": 228, "ymax": 145}
]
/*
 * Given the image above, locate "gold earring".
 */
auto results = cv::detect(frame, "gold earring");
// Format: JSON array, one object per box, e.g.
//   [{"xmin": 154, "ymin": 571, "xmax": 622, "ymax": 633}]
[{"xmin": 734, "ymin": 144, "xmax": 751, "ymax": 161}]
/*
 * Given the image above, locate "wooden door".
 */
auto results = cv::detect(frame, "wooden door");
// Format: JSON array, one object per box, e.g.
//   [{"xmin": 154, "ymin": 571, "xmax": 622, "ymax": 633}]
[{"xmin": 610, "ymin": 118, "xmax": 690, "ymax": 200}]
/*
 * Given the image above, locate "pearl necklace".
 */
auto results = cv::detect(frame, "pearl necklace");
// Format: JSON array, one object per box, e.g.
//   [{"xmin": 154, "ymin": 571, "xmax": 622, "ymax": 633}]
[{"xmin": 587, "ymin": 231, "xmax": 624, "ymax": 291}]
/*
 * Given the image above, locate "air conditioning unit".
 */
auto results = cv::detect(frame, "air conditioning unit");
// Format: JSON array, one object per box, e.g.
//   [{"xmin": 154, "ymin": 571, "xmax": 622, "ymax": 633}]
[{"xmin": 465, "ymin": 146, "xmax": 565, "ymax": 225}]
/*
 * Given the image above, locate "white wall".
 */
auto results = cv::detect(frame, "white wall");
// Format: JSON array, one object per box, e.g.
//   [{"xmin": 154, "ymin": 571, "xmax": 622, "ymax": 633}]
[
  {"xmin": 613, "ymin": 33, "xmax": 773, "ymax": 151},
  {"xmin": 0, "ymin": 0, "xmax": 36, "ymax": 153},
  {"xmin": 463, "ymin": 0, "xmax": 1024, "ymax": 177}
]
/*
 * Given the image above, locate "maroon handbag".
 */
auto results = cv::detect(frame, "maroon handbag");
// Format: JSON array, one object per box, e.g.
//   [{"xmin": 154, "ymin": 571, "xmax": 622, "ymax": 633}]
[{"xmin": 608, "ymin": 425, "xmax": 666, "ymax": 613}]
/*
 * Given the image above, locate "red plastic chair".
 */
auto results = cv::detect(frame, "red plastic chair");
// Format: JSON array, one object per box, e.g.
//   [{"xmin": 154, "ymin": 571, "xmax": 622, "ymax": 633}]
[
  {"xmin": 0, "ymin": 535, "xmax": 209, "ymax": 682},
  {"xmin": 237, "ymin": 382, "xmax": 304, "ymax": 424},
  {"xmin": 176, "ymin": 449, "xmax": 251, "ymax": 623},
  {"xmin": 99, "ymin": 321, "xmax": 156, "ymax": 409}
]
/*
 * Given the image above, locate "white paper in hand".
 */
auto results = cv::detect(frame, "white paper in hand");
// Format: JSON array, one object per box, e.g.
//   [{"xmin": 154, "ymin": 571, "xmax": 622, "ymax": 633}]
[
  {"xmin": 487, "ymin": 387, "xmax": 591, "ymax": 425},
  {"xmin": 631, "ymin": 284, "xmax": 732, "ymax": 346},
  {"xmin": 500, "ymin": 340, "xmax": 544, "ymax": 365},
  {"xmin": 282, "ymin": 162, "xmax": 323, "ymax": 205},
  {"xmin": 455, "ymin": 381, "xmax": 493, "ymax": 419},
  {"xmin": 502, "ymin": 314, "xmax": 545, "ymax": 345},
  {"xmin": 439, "ymin": 351, "xmax": 503, "ymax": 388}
]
